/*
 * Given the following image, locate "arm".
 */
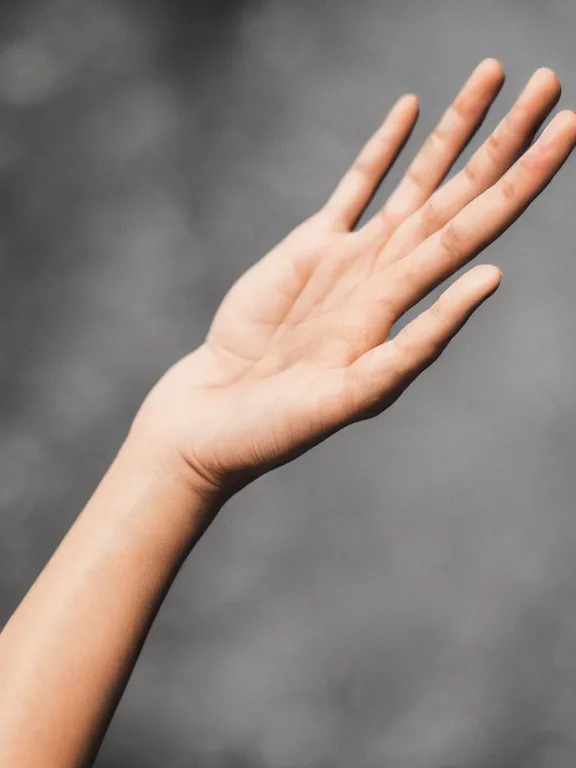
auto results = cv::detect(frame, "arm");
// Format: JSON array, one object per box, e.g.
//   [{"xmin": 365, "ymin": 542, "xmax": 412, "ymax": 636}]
[
  {"xmin": 0, "ymin": 440, "xmax": 220, "ymax": 768},
  {"xmin": 0, "ymin": 59, "xmax": 573, "ymax": 768}
]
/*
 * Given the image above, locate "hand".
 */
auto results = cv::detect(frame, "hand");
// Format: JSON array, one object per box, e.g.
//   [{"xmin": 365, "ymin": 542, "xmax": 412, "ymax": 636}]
[{"xmin": 130, "ymin": 60, "xmax": 575, "ymax": 499}]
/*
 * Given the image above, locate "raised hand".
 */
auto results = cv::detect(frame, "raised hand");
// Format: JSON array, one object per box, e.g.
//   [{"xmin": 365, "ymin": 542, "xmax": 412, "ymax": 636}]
[{"xmin": 131, "ymin": 60, "xmax": 575, "ymax": 498}]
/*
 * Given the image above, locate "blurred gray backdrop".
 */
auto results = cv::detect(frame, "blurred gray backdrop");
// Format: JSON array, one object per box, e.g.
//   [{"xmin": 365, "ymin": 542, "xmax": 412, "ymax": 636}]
[{"xmin": 1, "ymin": 0, "xmax": 576, "ymax": 766}]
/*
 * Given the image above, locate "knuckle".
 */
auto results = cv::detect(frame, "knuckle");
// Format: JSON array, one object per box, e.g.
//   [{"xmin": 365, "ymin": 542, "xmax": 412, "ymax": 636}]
[
  {"xmin": 406, "ymin": 163, "xmax": 424, "ymax": 188},
  {"xmin": 379, "ymin": 201, "xmax": 410, "ymax": 229},
  {"xmin": 391, "ymin": 329, "xmax": 433, "ymax": 380},
  {"xmin": 485, "ymin": 130, "xmax": 502, "ymax": 164},
  {"xmin": 341, "ymin": 364, "xmax": 364, "ymax": 412},
  {"xmin": 428, "ymin": 297, "xmax": 446, "ymax": 323},
  {"xmin": 376, "ymin": 294, "xmax": 398, "ymax": 329},
  {"xmin": 451, "ymin": 95, "xmax": 477, "ymax": 123},
  {"xmin": 373, "ymin": 127, "xmax": 391, "ymax": 151},
  {"xmin": 388, "ymin": 337, "xmax": 411, "ymax": 379},
  {"xmin": 353, "ymin": 158, "xmax": 372, "ymax": 181},
  {"xmin": 462, "ymin": 160, "xmax": 479, "ymax": 186},
  {"xmin": 440, "ymin": 221, "xmax": 466, "ymax": 260},
  {"xmin": 428, "ymin": 128, "xmax": 447, "ymax": 151},
  {"xmin": 396, "ymin": 323, "xmax": 441, "ymax": 370},
  {"xmin": 499, "ymin": 174, "xmax": 517, "ymax": 202},
  {"xmin": 510, "ymin": 99, "xmax": 530, "ymax": 126},
  {"xmin": 418, "ymin": 199, "xmax": 440, "ymax": 238}
]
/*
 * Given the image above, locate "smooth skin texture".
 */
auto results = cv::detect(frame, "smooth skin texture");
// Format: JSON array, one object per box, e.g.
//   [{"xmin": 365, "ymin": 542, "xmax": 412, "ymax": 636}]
[
  {"xmin": 135, "ymin": 59, "xmax": 573, "ymax": 497},
  {"xmin": 0, "ymin": 60, "xmax": 574, "ymax": 767}
]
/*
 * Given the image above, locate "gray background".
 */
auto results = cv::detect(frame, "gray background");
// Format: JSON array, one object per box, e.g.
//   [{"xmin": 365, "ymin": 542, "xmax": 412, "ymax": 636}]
[{"xmin": 1, "ymin": 0, "xmax": 576, "ymax": 766}]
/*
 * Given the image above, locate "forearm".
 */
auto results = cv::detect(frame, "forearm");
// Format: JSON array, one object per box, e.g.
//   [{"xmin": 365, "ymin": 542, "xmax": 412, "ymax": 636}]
[{"xmin": 0, "ymin": 436, "xmax": 219, "ymax": 768}]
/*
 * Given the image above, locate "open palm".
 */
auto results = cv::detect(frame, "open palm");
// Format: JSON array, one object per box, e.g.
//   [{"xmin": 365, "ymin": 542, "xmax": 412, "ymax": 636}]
[{"xmin": 136, "ymin": 60, "xmax": 576, "ymax": 495}]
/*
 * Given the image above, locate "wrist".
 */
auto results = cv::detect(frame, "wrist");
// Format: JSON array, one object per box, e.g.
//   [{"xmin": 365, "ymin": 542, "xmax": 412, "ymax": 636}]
[{"xmin": 113, "ymin": 431, "xmax": 226, "ymax": 549}]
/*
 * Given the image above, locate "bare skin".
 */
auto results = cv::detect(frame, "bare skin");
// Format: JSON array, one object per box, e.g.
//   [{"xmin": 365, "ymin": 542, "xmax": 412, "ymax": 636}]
[
  {"xmin": 135, "ymin": 60, "xmax": 573, "ymax": 497},
  {"xmin": 0, "ymin": 60, "xmax": 574, "ymax": 767}
]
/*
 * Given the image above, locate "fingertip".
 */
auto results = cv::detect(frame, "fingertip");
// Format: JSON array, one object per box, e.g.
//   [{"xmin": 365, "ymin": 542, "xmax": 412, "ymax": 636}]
[
  {"xmin": 525, "ymin": 67, "xmax": 562, "ymax": 103},
  {"xmin": 481, "ymin": 264, "xmax": 502, "ymax": 283},
  {"xmin": 468, "ymin": 264, "xmax": 502, "ymax": 283},
  {"xmin": 536, "ymin": 66, "xmax": 561, "ymax": 89},
  {"xmin": 555, "ymin": 108, "xmax": 576, "ymax": 132},
  {"xmin": 385, "ymin": 93, "xmax": 419, "ymax": 128},
  {"xmin": 454, "ymin": 265, "xmax": 501, "ymax": 308},
  {"xmin": 471, "ymin": 263, "xmax": 502, "ymax": 288},
  {"xmin": 478, "ymin": 57, "xmax": 506, "ymax": 81},
  {"xmin": 399, "ymin": 93, "xmax": 419, "ymax": 111}
]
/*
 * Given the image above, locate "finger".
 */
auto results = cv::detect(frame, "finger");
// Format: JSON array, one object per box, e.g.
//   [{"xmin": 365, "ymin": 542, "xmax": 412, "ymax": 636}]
[
  {"xmin": 382, "ymin": 109, "xmax": 576, "ymax": 322},
  {"xmin": 370, "ymin": 58, "xmax": 505, "ymax": 234},
  {"xmin": 377, "ymin": 67, "xmax": 562, "ymax": 268},
  {"xmin": 322, "ymin": 94, "xmax": 419, "ymax": 231},
  {"xmin": 342, "ymin": 264, "xmax": 501, "ymax": 419}
]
